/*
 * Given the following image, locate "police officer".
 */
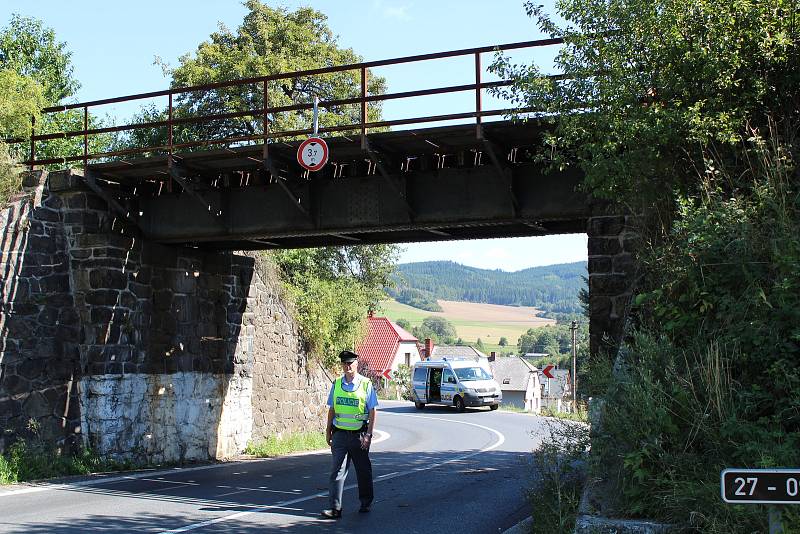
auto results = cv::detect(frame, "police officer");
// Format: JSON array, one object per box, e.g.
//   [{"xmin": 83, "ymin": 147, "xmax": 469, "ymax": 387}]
[{"xmin": 321, "ymin": 350, "xmax": 378, "ymax": 519}]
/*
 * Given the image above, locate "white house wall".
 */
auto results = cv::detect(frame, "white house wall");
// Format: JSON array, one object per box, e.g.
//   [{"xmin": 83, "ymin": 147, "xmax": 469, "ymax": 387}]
[{"xmin": 390, "ymin": 341, "xmax": 421, "ymax": 371}]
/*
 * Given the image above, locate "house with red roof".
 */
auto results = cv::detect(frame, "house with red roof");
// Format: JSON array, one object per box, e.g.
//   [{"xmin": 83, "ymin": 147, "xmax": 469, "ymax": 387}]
[{"xmin": 356, "ymin": 315, "xmax": 422, "ymax": 380}]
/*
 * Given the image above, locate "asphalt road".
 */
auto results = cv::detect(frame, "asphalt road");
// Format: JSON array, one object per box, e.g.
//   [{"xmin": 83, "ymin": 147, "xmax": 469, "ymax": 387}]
[{"xmin": 0, "ymin": 401, "xmax": 550, "ymax": 534}]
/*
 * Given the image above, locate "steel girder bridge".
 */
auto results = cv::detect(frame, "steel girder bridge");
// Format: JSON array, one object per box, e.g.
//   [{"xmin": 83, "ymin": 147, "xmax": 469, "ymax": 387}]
[{"xmin": 8, "ymin": 37, "xmax": 589, "ymax": 250}]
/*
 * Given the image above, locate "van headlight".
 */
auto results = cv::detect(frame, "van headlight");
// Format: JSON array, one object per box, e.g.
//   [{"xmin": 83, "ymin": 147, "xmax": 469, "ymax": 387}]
[{"xmin": 463, "ymin": 388, "xmax": 476, "ymax": 395}]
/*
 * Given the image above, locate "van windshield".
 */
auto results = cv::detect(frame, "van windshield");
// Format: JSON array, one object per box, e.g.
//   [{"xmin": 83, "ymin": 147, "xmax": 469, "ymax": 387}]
[{"xmin": 454, "ymin": 367, "xmax": 493, "ymax": 381}]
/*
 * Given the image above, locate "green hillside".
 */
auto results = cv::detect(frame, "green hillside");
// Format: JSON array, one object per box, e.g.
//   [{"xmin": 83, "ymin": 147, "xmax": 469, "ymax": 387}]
[{"xmin": 388, "ymin": 260, "xmax": 587, "ymax": 317}]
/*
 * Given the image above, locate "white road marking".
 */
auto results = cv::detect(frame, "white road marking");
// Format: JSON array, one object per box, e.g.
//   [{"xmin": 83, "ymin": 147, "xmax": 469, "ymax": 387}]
[
  {"xmin": 157, "ymin": 412, "xmax": 505, "ymax": 533},
  {"xmin": 372, "ymin": 428, "xmax": 390, "ymax": 444},
  {"xmin": 0, "ymin": 437, "xmax": 372, "ymax": 499},
  {"xmin": 138, "ymin": 478, "xmax": 200, "ymax": 486},
  {"xmin": 0, "ymin": 463, "xmax": 240, "ymax": 498},
  {"xmin": 214, "ymin": 489, "xmax": 249, "ymax": 498}
]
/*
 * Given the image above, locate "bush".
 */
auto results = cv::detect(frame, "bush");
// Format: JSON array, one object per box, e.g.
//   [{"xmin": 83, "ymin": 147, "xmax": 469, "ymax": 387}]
[
  {"xmin": 0, "ymin": 141, "xmax": 22, "ymax": 206},
  {"xmin": 527, "ymin": 418, "xmax": 589, "ymax": 533},
  {"xmin": 392, "ymin": 364, "xmax": 412, "ymax": 400},
  {"xmin": 592, "ymin": 129, "xmax": 800, "ymax": 531}
]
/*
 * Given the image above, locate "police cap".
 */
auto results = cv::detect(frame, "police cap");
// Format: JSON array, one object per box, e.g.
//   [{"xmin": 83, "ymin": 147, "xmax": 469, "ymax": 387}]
[{"xmin": 338, "ymin": 350, "xmax": 358, "ymax": 363}]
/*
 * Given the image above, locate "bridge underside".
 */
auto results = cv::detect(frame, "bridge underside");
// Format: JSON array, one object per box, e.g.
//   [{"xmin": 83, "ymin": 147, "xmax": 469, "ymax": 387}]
[{"xmin": 84, "ymin": 120, "xmax": 589, "ymax": 250}]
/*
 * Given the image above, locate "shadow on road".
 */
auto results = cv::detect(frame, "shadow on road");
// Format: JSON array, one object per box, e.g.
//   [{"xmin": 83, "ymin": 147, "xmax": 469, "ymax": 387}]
[{"xmin": 0, "ymin": 447, "xmax": 537, "ymax": 534}]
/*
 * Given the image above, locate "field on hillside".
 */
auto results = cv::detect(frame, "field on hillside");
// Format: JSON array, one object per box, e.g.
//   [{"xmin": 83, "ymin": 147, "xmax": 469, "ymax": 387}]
[{"xmin": 378, "ymin": 299, "xmax": 555, "ymax": 349}]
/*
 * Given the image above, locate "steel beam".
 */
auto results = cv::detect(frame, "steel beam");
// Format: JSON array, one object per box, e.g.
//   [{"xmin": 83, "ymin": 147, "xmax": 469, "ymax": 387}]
[{"xmin": 138, "ymin": 162, "xmax": 587, "ymax": 248}]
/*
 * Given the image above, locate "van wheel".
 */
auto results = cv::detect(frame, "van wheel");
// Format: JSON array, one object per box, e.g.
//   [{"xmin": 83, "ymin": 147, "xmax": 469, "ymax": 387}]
[
  {"xmin": 414, "ymin": 401, "xmax": 425, "ymax": 410},
  {"xmin": 490, "ymin": 404, "xmax": 499, "ymax": 411},
  {"xmin": 454, "ymin": 396, "xmax": 466, "ymax": 412}
]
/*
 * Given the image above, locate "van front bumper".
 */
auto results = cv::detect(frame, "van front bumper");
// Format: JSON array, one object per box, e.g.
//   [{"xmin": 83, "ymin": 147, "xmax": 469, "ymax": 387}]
[{"xmin": 463, "ymin": 392, "xmax": 502, "ymax": 407}]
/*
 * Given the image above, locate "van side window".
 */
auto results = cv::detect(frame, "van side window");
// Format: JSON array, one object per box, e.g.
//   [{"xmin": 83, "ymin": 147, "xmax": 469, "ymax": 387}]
[
  {"xmin": 443, "ymin": 369, "xmax": 456, "ymax": 384},
  {"xmin": 413, "ymin": 367, "xmax": 428, "ymax": 382}
]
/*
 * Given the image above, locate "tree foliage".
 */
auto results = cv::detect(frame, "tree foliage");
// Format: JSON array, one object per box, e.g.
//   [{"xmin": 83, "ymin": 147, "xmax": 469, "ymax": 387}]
[
  {"xmin": 0, "ymin": 69, "xmax": 44, "ymax": 202},
  {"xmin": 490, "ymin": 0, "xmax": 800, "ymax": 207},
  {"xmin": 391, "ymin": 261, "xmax": 586, "ymax": 317},
  {"xmin": 120, "ymin": 1, "xmax": 386, "ymax": 151},
  {"xmin": 412, "ymin": 316, "xmax": 457, "ymax": 345},
  {"xmin": 390, "ymin": 287, "xmax": 442, "ymax": 312},
  {"xmin": 0, "ymin": 14, "xmax": 78, "ymax": 104},
  {"xmin": 0, "ymin": 70, "xmax": 44, "ymax": 140},
  {"xmin": 270, "ymin": 244, "xmax": 399, "ymax": 368},
  {"xmin": 0, "ymin": 14, "xmax": 107, "ymax": 166}
]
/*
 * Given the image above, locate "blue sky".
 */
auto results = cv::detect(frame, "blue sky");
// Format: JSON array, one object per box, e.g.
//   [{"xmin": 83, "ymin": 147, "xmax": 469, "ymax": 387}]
[{"xmin": 2, "ymin": 0, "xmax": 586, "ymax": 271}]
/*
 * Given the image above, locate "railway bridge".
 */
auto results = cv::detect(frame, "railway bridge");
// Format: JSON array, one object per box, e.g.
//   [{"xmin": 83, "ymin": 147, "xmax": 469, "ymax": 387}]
[{"xmin": 0, "ymin": 38, "xmax": 636, "ymax": 461}]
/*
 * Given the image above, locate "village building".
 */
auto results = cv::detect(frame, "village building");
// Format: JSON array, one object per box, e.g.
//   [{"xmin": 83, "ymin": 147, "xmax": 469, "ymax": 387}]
[
  {"xmin": 356, "ymin": 315, "xmax": 422, "ymax": 382},
  {"xmin": 541, "ymin": 367, "xmax": 573, "ymax": 413},
  {"xmin": 489, "ymin": 356, "xmax": 542, "ymax": 413}
]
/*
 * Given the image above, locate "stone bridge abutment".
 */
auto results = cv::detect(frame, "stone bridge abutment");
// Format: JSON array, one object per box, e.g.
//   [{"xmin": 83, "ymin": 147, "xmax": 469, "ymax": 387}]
[{"xmin": 0, "ymin": 170, "xmax": 329, "ymax": 463}]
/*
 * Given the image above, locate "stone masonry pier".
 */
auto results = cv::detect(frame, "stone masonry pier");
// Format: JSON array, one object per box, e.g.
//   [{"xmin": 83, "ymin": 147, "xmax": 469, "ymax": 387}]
[{"xmin": 0, "ymin": 170, "xmax": 329, "ymax": 463}]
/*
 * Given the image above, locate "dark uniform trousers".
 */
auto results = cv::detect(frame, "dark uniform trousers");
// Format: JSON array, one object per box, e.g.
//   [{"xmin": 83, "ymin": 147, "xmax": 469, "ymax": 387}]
[{"xmin": 328, "ymin": 428, "xmax": 373, "ymax": 511}]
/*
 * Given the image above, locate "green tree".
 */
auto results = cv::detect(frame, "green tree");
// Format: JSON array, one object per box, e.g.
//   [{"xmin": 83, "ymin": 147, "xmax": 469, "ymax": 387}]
[
  {"xmin": 0, "ymin": 69, "xmax": 44, "ymax": 202},
  {"xmin": 120, "ymin": 1, "xmax": 387, "ymax": 151},
  {"xmin": 0, "ymin": 70, "xmax": 44, "ymax": 140},
  {"xmin": 395, "ymin": 318, "xmax": 411, "ymax": 331},
  {"xmin": 0, "ymin": 15, "xmax": 108, "ymax": 165},
  {"xmin": 492, "ymin": 2, "xmax": 800, "ymax": 530},
  {"xmin": 498, "ymin": 336, "xmax": 508, "ymax": 347},
  {"xmin": 490, "ymin": 0, "xmax": 799, "ymax": 208},
  {"xmin": 0, "ymin": 14, "xmax": 78, "ymax": 104},
  {"xmin": 392, "ymin": 364, "xmax": 413, "ymax": 401},
  {"xmin": 413, "ymin": 316, "xmax": 457, "ymax": 345},
  {"xmin": 271, "ymin": 244, "xmax": 399, "ymax": 368}
]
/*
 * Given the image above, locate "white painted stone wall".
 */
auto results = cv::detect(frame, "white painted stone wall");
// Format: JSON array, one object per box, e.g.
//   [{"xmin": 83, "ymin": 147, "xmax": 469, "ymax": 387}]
[{"xmin": 79, "ymin": 372, "xmax": 253, "ymax": 463}]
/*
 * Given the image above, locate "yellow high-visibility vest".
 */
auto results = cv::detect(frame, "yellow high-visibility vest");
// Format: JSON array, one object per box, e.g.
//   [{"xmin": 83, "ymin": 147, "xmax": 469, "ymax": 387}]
[{"xmin": 333, "ymin": 377, "xmax": 370, "ymax": 430}]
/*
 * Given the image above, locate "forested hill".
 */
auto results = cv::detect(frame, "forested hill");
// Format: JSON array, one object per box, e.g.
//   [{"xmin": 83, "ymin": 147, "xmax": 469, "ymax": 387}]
[{"xmin": 388, "ymin": 261, "xmax": 587, "ymax": 316}]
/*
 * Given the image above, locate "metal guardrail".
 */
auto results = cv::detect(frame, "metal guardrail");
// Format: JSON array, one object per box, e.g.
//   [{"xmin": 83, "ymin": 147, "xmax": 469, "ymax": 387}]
[{"xmin": 5, "ymin": 37, "xmax": 563, "ymax": 170}]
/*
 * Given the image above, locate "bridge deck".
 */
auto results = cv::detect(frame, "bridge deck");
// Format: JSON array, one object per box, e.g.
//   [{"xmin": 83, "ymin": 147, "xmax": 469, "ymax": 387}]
[
  {"xmin": 73, "ymin": 121, "xmax": 588, "ymax": 249},
  {"xmin": 76, "ymin": 120, "xmax": 588, "ymax": 250}
]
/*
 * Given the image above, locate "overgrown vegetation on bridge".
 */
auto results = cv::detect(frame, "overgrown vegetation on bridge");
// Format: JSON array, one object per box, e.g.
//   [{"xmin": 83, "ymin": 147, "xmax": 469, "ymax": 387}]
[{"xmin": 494, "ymin": 0, "xmax": 799, "ymax": 531}]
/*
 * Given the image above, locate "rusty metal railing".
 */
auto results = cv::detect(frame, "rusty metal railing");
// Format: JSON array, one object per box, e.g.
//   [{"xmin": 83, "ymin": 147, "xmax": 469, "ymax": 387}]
[{"xmin": 5, "ymin": 37, "xmax": 563, "ymax": 171}]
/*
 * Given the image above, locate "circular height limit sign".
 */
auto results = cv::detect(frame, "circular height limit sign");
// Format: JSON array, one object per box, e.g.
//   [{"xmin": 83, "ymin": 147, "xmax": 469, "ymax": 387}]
[{"xmin": 297, "ymin": 137, "xmax": 329, "ymax": 172}]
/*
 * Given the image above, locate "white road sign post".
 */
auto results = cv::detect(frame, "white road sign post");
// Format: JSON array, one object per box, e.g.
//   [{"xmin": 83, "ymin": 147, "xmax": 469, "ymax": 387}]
[{"xmin": 297, "ymin": 96, "xmax": 329, "ymax": 172}]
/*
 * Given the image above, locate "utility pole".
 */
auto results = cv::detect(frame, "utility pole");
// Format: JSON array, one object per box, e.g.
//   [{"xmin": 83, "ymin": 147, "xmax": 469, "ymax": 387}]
[{"xmin": 570, "ymin": 320, "xmax": 577, "ymax": 411}]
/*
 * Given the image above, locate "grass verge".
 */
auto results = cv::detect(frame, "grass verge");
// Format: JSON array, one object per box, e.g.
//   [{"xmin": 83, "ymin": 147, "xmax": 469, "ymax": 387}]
[
  {"xmin": 541, "ymin": 406, "xmax": 588, "ymax": 423},
  {"xmin": 498, "ymin": 404, "xmax": 529, "ymax": 413},
  {"xmin": 0, "ymin": 440, "xmax": 132, "ymax": 485},
  {"xmin": 245, "ymin": 432, "xmax": 328, "ymax": 457}
]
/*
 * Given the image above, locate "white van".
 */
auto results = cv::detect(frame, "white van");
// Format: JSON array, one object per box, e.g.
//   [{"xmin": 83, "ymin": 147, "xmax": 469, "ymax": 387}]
[{"xmin": 411, "ymin": 358, "xmax": 502, "ymax": 411}]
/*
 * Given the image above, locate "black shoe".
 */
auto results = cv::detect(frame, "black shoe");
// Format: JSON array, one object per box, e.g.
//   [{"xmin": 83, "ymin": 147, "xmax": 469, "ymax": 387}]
[
  {"xmin": 321, "ymin": 509, "xmax": 342, "ymax": 519},
  {"xmin": 358, "ymin": 504, "xmax": 371, "ymax": 513}
]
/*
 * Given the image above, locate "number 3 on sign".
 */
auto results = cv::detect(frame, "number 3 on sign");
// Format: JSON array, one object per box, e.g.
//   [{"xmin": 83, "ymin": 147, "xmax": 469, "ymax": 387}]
[{"xmin": 297, "ymin": 136, "xmax": 329, "ymax": 172}]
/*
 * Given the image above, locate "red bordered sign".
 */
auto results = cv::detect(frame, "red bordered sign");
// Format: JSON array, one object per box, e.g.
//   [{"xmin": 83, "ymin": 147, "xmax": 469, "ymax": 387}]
[{"xmin": 297, "ymin": 137, "xmax": 329, "ymax": 171}]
